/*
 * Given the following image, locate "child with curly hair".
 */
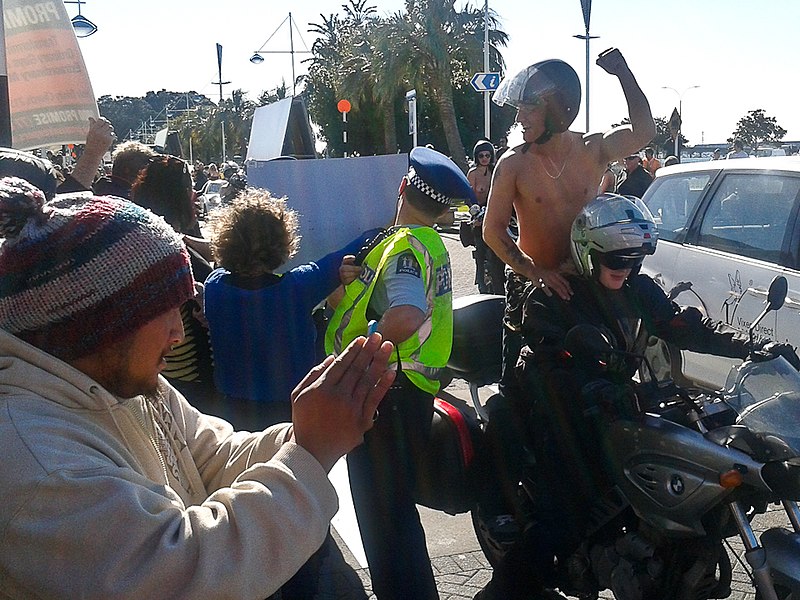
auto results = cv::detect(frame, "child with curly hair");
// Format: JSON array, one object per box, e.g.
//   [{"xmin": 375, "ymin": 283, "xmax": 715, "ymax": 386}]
[{"xmin": 204, "ymin": 188, "xmax": 373, "ymax": 428}]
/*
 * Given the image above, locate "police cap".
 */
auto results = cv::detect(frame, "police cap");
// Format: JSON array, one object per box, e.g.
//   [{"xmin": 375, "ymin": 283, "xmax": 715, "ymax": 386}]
[{"xmin": 406, "ymin": 146, "xmax": 473, "ymax": 206}]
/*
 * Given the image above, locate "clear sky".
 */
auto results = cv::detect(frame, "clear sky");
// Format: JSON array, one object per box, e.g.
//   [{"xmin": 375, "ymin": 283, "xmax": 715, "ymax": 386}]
[{"xmin": 73, "ymin": 0, "xmax": 800, "ymax": 146}]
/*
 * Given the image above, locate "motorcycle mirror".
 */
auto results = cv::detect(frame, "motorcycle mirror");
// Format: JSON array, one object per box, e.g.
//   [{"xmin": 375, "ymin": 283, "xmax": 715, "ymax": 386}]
[
  {"xmin": 564, "ymin": 324, "xmax": 613, "ymax": 358},
  {"xmin": 766, "ymin": 275, "xmax": 788, "ymax": 312},
  {"xmin": 749, "ymin": 275, "xmax": 789, "ymax": 346}
]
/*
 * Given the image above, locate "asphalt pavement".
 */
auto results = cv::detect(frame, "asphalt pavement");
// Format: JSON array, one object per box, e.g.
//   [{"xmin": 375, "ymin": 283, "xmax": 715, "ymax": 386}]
[{"xmin": 309, "ymin": 229, "xmax": 778, "ymax": 600}]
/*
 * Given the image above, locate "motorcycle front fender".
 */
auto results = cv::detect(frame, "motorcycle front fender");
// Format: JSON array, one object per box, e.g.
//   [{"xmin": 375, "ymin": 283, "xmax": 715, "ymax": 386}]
[{"xmin": 761, "ymin": 527, "xmax": 800, "ymax": 589}]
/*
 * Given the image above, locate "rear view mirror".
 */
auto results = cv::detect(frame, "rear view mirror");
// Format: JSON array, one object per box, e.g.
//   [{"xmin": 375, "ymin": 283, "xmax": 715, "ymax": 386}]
[{"xmin": 766, "ymin": 275, "xmax": 788, "ymax": 312}]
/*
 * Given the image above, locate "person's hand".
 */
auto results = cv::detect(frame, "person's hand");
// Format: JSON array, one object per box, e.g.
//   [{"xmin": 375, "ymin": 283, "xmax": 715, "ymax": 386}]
[
  {"xmin": 759, "ymin": 341, "xmax": 800, "ymax": 370},
  {"xmin": 338, "ymin": 255, "xmax": 362, "ymax": 286},
  {"xmin": 596, "ymin": 48, "xmax": 629, "ymax": 77},
  {"xmin": 66, "ymin": 117, "xmax": 116, "ymax": 189},
  {"xmin": 531, "ymin": 266, "xmax": 573, "ymax": 301},
  {"xmin": 291, "ymin": 333, "xmax": 396, "ymax": 471},
  {"xmin": 83, "ymin": 117, "xmax": 115, "ymax": 156}
]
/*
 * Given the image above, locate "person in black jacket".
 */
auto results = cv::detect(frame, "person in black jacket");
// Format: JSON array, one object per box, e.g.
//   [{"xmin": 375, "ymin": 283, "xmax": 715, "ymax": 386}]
[
  {"xmin": 475, "ymin": 193, "xmax": 799, "ymax": 599},
  {"xmin": 615, "ymin": 153, "xmax": 653, "ymax": 198}
]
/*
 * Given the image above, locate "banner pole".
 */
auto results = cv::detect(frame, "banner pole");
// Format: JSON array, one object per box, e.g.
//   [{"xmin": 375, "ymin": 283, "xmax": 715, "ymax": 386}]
[{"xmin": 0, "ymin": 0, "xmax": 12, "ymax": 146}]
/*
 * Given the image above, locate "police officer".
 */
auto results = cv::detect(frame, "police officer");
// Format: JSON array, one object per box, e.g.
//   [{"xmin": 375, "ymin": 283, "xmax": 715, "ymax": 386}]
[{"xmin": 326, "ymin": 147, "xmax": 473, "ymax": 600}]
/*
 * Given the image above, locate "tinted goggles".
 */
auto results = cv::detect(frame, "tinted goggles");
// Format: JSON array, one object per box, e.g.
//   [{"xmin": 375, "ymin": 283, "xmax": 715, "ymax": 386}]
[{"xmin": 596, "ymin": 253, "xmax": 644, "ymax": 271}]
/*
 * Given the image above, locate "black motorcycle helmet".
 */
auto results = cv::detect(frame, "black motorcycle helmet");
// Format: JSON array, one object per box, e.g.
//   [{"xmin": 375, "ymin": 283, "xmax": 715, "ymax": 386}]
[
  {"xmin": 472, "ymin": 140, "xmax": 495, "ymax": 165},
  {"xmin": 493, "ymin": 59, "xmax": 582, "ymax": 144}
]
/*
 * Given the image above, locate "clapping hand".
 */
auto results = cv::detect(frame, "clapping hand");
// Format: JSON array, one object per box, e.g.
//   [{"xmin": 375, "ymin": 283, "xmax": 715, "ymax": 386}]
[{"xmin": 291, "ymin": 333, "xmax": 395, "ymax": 471}]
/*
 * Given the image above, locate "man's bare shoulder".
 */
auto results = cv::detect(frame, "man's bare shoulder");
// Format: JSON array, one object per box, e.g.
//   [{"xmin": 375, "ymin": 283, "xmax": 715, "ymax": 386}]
[{"xmin": 495, "ymin": 142, "xmax": 533, "ymax": 173}]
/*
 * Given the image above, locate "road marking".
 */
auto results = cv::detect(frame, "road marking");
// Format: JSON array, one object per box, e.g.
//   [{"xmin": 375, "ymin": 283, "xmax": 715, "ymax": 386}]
[{"xmin": 329, "ymin": 457, "xmax": 368, "ymax": 567}]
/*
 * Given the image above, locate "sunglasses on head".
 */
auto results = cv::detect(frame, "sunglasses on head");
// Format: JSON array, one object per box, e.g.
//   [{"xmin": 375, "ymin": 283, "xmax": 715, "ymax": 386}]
[{"xmin": 596, "ymin": 253, "xmax": 644, "ymax": 271}]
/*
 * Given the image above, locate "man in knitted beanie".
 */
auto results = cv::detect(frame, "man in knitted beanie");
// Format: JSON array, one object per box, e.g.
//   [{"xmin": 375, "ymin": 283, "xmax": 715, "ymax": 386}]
[{"xmin": 0, "ymin": 177, "xmax": 396, "ymax": 599}]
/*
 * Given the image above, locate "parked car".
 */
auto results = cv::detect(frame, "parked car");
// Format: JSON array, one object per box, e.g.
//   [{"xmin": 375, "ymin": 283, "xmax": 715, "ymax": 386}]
[
  {"xmin": 639, "ymin": 156, "xmax": 800, "ymax": 390},
  {"xmin": 199, "ymin": 179, "xmax": 226, "ymax": 216}
]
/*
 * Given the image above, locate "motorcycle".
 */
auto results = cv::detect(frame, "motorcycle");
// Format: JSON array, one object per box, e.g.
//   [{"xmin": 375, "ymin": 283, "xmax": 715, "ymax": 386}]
[
  {"xmin": 458, "ymin": 205, "xmax": 511, "ymax": 296},
  {"xmin": 441, "ymin": 279, "xmax": 800, "ymax": 599}
]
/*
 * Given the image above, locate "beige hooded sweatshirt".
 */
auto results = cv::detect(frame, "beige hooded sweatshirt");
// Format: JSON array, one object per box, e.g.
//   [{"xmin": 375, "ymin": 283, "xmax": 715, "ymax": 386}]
[{"xmin": 0, "ymin": 329, "xmax": 338, "ymax": 599}]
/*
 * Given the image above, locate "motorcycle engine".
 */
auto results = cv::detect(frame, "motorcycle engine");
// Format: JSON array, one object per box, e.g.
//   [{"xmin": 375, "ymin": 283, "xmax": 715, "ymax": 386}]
[{"xmin": 583, "ymin": 532, "xmax": 663, "ymax": 600}]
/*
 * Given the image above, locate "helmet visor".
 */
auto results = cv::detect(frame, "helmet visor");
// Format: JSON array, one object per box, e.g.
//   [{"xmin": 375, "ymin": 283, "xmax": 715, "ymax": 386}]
[
  {"xmin": 584, "ymin": 196, "xmax": 655, "ymax": 230},
  {"xmin": 493, "ymin": 64, "xmax": 556, "ymax": 109},
  {"xmin": 596, "ymin": 252, "xmax": 645, "ymax": 271}
]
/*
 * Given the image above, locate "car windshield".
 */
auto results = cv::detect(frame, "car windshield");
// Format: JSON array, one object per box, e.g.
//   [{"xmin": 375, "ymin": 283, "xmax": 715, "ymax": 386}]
[{"xmin": 723, "ymin": 357, "xmax": 800, "ymax": 457}]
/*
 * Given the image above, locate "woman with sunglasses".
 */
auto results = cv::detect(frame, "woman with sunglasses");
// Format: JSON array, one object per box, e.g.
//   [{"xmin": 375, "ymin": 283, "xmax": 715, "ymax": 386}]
[
  {"xmin": 474, "ymin": 193, "xmax": 798, "ymax": 599},
  {"xmin": 467, "ymin": 140, "xmax": 505, "ymax": 293}
]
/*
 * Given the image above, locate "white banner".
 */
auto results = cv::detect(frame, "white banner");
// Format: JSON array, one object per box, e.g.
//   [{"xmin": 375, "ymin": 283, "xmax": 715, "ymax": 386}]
[{"xmin": 3, "ymin": 0, "xmax": 98, "ymax": 149}]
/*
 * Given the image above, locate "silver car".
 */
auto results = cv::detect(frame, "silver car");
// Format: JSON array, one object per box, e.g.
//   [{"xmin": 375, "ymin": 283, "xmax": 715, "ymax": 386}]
[{"xmin": 640, "ymin": 156, "xmax": 800, "ymax": 390}]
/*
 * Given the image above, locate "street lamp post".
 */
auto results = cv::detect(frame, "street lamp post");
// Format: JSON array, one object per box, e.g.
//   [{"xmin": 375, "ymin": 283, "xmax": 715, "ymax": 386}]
[
  {"xmin": 482, "ymin": 0, "xmax": 490, "ymax": 140},
  {"xmin": 64, "ymin": 0, "xmax": 98, "ymax": 37},
  {"xmin": 661, "ymin": 85, "xmax": 700, "ymax": 159},
  {"xmin": 249, "ymin": 13, "xmax": 312, "ymax": 97},
  {"xmin": 574, "ymin": 0, "xmax": 598, "ymax": 133}
]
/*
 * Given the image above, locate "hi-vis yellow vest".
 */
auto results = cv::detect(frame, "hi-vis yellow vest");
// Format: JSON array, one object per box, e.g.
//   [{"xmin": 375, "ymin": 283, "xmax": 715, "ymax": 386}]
[{"xmin": 325, "ymin": 226, "xmax": 452, "ymax": 395}]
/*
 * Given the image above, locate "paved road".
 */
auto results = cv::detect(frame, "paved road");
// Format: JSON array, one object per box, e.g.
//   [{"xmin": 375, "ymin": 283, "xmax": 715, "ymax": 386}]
[{"xmin": 313, "ymin": 229, "xmax": 784, "ymax": 599}]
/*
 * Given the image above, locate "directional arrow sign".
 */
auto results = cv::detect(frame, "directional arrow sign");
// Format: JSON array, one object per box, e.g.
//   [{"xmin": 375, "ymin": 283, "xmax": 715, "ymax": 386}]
[{"xmin": 470, "ymin": 72, "xmax": 500, "ymax": 92}]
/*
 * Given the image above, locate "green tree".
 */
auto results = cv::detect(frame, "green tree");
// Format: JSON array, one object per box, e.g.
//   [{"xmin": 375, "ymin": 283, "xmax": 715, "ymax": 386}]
[
  {"xmin": 386, "ymin": 0, "xmax": 507, "ymax": 170},
  {"xmin": 98, "ymin": 95, "xmax": 158, "ymax": 141},
  {"xmin": 303, "ymin": 0, "xmax": 508, "ymax": 164},
  {"xmin": 729, "ymin": 109, "xmax": 786, "ymax": 153}
]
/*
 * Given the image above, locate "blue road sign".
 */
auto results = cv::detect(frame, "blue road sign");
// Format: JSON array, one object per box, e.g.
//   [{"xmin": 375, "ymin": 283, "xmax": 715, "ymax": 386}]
[{"xmin": 470, "ymin": 72, "xmax": 500, "ymax": 92}]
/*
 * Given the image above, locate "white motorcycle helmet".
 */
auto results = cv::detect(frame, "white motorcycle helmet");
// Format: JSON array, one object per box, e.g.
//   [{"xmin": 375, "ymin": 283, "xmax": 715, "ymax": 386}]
[{"xmin": 570, "ymin": 194, "xmax": 659, "ymax": 279}]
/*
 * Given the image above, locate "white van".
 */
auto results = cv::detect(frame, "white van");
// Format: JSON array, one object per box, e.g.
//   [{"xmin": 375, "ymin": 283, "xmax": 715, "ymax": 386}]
[{"xmin": 640, "ymin": 156, "xmax": 800, "ymax": 390}]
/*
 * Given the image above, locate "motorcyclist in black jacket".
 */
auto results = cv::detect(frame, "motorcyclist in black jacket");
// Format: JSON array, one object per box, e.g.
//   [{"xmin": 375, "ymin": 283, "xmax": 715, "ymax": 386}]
[{"xmin": 475, "ymin": 193, "xmax": 800, "ymax": 600}]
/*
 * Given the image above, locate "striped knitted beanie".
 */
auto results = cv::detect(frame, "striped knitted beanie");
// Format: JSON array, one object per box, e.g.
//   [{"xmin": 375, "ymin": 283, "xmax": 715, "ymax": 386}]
[{"xmin": 0, "ymin": 177, "xmax": 194, "ymax": 361}]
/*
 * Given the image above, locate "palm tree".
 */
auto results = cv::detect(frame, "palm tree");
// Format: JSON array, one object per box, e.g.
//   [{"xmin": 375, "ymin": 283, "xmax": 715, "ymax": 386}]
[{"xmin": 386, "ymin": 0, "xmax": 507, "ymax": 171}]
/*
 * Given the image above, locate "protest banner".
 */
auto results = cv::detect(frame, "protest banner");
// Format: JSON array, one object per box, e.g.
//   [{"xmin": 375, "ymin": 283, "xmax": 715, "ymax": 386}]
[{"xmin": 3, "ymin": 0, "xmax": 98, "ymax": 149}]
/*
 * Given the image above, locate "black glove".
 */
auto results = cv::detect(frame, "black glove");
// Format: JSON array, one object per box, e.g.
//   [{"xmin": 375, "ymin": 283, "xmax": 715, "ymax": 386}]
[
  {"xmin": 580, "ymin": 380, "xmax": 638, "ymax": 420},
  {"xmin": 758, "ymin": 341, "xmax": 800, "ymax": 370}
]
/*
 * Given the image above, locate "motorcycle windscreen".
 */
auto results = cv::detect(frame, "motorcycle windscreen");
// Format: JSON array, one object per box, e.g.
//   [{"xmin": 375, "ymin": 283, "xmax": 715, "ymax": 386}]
[{"xmin": 725, "ymin": 357, "xmax": 800, "ymax": 458}]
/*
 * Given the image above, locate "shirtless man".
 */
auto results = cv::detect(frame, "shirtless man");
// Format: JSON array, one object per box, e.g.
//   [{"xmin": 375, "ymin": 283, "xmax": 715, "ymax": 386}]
[
  {"xmin": 483, "ymin": 49, "xmax": 655, "ymax": 302},
  {"xmin": 476, "ymin": 50, "xmax": 655, "ymax": 600}
]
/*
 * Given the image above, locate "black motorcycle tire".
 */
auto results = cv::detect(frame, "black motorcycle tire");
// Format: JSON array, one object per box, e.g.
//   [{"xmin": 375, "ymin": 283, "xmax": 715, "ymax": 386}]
[{"xmin": 471, "ymin": 507, "xmax": 512, "ymax": 569}]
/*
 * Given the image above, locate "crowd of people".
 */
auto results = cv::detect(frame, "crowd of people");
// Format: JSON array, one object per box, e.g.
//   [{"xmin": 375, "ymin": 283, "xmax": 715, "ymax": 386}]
[{"xmin": 3, "ymin": 43, "xmax": 796, "ymax": 600}]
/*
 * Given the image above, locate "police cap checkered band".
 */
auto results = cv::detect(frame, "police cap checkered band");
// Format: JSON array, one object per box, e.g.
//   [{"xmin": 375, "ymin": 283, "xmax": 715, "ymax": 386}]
[
  {"xmin": 408, "ymin": 167, "xmax": 451, "ymax": 205},
  {"xmin": 0, "ymin": 178, "xmax": 195, "ymax": 361}
]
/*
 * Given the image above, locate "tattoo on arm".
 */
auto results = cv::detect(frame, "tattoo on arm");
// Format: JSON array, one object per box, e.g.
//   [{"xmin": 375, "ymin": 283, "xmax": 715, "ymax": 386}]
[{"xmin": 501, "ymin": 237, "xmax": 533, "ymax": 274}]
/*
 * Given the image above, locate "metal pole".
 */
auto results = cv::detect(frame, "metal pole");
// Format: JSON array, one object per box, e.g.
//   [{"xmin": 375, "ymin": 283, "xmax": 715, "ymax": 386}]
[
  {"xmin": 483, "ymin": 0, "xmax": 490, "ymax": 139},
  {"xmin": 0, "ymin": 0, "xmax": 11, "ymax": 147},
  {"xmin": 221, "ymin": 122, "xmax": 227, "ymax": 164},
  {"xmin": 584, "ymin": 29, "xmax": 590, "ymax": 132},
  {"xmin": 289, "ymin": 12, "xmax": 296, "ymax": 96}
]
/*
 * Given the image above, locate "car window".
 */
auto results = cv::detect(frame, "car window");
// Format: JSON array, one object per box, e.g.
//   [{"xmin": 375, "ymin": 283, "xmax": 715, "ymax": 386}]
[
  {"xmin": 644, "ymin": 173, "xmax": 711, "ymax": 242},
  {"xmin": 697, "ymin": 173, "xmax": 800, "ymax": 264},
  {"xmin": 204, "ymin": 181, "xmax": 224, "ymax": 194}
]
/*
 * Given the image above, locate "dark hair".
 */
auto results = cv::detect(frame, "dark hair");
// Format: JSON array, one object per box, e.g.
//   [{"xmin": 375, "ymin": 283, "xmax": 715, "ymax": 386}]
[
  {"xmin": 403, "ymin": 180, "xmax": 449, "ymax": 218},
  {"xmin": 111, "ymin": 141, "xmax": 157, "ymax": 184},
  {"xmin": 130, "ymin": 155, "xmax": 195, "ymax": 233},
  {"xmin": 209, "ymin": 189, "xmax": 300, "ymax": 276}
]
